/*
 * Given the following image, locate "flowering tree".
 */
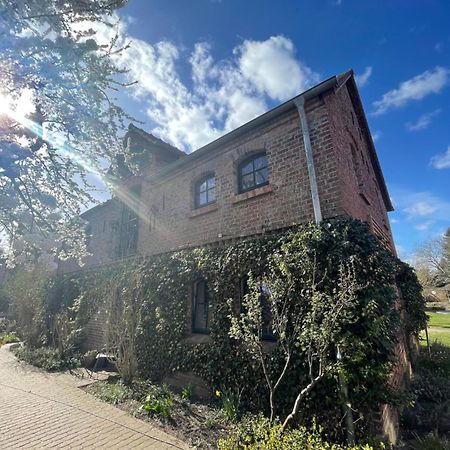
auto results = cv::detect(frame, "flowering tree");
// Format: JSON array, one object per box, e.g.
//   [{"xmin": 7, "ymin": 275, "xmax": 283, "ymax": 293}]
[{"xmin": 0, "ymin": 0, "xmax": 133, "ymax": 265}]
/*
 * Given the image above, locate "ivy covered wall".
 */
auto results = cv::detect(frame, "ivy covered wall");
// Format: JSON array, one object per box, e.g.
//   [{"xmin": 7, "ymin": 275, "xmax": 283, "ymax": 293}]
[{"xmin": 48, "ymin": 217, "xmax": 425, "ymax": 439}]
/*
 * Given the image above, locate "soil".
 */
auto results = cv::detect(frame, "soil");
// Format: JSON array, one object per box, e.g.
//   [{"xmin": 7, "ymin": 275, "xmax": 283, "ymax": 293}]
[{"xmin": 83, "ymin": 381, "xmax": 230, "ymax": 449}]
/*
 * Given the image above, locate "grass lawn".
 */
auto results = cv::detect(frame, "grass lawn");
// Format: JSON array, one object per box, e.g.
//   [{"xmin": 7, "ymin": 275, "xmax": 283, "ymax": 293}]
[{"xmin": 421, "ymin": 310, "xmax": 450, "ymax": 347}]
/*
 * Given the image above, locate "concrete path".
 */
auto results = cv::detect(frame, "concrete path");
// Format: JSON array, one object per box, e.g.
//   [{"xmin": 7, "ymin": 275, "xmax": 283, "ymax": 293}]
[{"xmin": 0, "ymin": 346, "xmax": 191, "ymax": 449}]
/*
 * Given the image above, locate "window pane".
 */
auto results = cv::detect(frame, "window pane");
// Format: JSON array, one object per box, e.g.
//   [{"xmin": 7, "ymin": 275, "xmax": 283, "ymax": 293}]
[
  {"xmin": 241, "ymin": 173, "xmax": 254, "ymax": 191},
  {"xmin": 255, "ymin": 167, "xmax": 268, "ymax": 185},
  {"xmin": 194, "ymin": 281, "xmax": 209, "ymax": 331},
  {"xmin": 254, "ymin": 154, "xmax": 268, "ymax": 170},
  {"xmin": 199, "ymin": 191, "xmax": 207, "ymax": 205},
  {"xmin": 207, "ymin": 176, "xmax": 215, "ymax": 188},
  {"xmin": 241, "ymin": 161, "xmax": 254, "ymax": 175},
  {"xmin": 207, "ymin": 186, "xmax": 216, "ymax": 202},
  {"xmin": 199, "ymin": 180, "xmax": 207, "ymax": 192}
]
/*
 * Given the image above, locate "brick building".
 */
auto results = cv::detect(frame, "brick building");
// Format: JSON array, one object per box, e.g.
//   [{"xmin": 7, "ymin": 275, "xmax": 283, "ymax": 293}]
[
  {"xmin": 57, "ymin": 71, "xmax": 404, "ymax": 441},
  {"xmin": 60, "ymin": 69, "xmax": 394, "ymax": 276}
]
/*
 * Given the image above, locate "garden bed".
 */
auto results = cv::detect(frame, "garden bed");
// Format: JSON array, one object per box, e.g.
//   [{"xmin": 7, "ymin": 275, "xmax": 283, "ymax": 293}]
[{"xmin": 83, "ymin": 379, "xmax": 230, "ymax": 449}]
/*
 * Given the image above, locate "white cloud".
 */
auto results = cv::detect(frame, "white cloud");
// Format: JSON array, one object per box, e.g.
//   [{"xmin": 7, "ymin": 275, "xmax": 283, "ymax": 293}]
[
  {"xmin": 405, "ymin": 109, "xmax": 441, "ymax": 131},
  {"xmin": 405, "ymin": 201, "xmax": 437, "ymax": 217},
  {"xmin": 415, "ymin": 221, "xmax": 434, "ymax": 231},
  {"xmin": 90, "ymin": 18, "xmax": 320, "ymax": 152},
  {"xmin": 237, "ymin": 36, "xmax": 320, "ymax": 101},
  {"xmin": 391, "ymin": 188, "xmax": 450, "ymax": 221},
  {"xmin": 372, "ymin": 66, "xmax": 449, "ymax": 115},
  {"xmin": 355, "ymin": 66, "xmax": 372, "ymax": 87},
  {"xmin": 430, "ymin": 146, "xmax": 450, "ymax": 169}
]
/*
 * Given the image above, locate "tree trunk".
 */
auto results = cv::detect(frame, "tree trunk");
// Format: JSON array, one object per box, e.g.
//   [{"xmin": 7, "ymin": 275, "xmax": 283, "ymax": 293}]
[{"xmin": 281, "ymin": 373, "xmax": 323, "ymax": 430}]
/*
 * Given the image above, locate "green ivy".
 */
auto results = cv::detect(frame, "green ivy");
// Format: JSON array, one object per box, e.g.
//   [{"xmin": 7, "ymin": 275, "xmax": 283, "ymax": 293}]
[{"xmin": 37, "ymin": 218, "xmax": 425, "ymax": 440}]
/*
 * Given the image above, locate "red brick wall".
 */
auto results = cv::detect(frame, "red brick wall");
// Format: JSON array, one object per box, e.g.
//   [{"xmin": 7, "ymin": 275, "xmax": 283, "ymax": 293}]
[
  {"xmin": 323, "ymin": 85, "xmax": 395, "ymax": 251},
  {"xmin": 61, "ymin": 84, "xmax": 394, "ymax": 272},
  {"xmin": 130, "ymin": 98, "xmax": 340, "ymax": 257},
  {"xmin": 58, "ymin": 199, "xmax": 123, "ymax": 274}
]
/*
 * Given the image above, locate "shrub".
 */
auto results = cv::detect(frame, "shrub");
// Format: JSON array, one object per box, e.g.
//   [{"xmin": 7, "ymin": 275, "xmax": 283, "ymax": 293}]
[
  {"xmin": 86, "ymin": 380, "xmax": 133, "ymax": 404},
  {"xmin": 410, "ymin": 433, "xmax": 450, "ymax": 450},
  {"xmin": 15, "ymin": 346, "xmax": 79, "ymax": 371},
  {"xmin": 141, "ymin": 385, "xmax": 174, "ymax": 417},
  {"xmin": 86, "ymin": 379, "xmax": 150, "ymax": 404},
  {"xmin": 216, "ymin": 387, "xmax": 242, "ymax": 422},
  {"xmin": 181, "ymin": 386, "xmax": 192, "ymax": 403},
  {"xmin": 0, "ymin": 331, "xmax": 20, "ymax": 346},
  {"xmin": 217, "ymin": 414, "xmax": 383, "ymax": 450}
]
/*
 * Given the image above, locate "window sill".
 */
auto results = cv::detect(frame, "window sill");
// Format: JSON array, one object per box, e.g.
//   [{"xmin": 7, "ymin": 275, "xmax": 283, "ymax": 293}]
[
  {"xmin": 232, "ymin": 184, "xmax": 273, "ymax": 204},
  {"xmin": 183, "ymin": 333, "xmax": 211, "ymax": 344},
  {"xmin": 190, "ymin": 202, "xmax": 218, "ymax": 218}
]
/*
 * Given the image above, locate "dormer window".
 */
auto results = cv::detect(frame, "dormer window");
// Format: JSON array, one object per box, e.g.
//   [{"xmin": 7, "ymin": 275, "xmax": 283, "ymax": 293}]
[
  {"xmin": 195, "ymin": 174, "xmax": 216, "ymax": 208},
  {"xmin": 238, "ymin": 152, "xmax": 269, "ymax": 193}
]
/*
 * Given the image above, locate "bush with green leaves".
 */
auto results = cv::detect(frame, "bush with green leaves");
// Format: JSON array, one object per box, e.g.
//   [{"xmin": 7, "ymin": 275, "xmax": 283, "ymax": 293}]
[
  {"xmin": 140, "ymin": 385, "xmax": 174, "ymax": 417},
  {"xmin": 15, "ymin": 346, "xmax": 79, "ymax": 371},
  {"xmin": 0, "ymin": 331, "xmax": 20, "ymax": 346},
  {"xmin": 409, "ymin": 433, "xmax": 450, "ymax": 450},
  {"xmin": 217, "ymin": 414, "xmax": 385, "ymax": 450}
]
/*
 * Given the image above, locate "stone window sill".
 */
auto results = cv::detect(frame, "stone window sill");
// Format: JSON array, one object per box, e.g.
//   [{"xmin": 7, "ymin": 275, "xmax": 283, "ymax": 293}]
[
  {"xmin": 190, "ymin": 202, "xmax": 218, "ymax": 218},
  {"xmin": 232, "ymin": 184, "xmax": 273, "ymax": 204}
]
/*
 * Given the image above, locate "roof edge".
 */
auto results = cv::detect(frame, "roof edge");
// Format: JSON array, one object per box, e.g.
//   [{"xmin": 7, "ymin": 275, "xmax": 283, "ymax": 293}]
[
  {"xmin": 344, "ymin": 75, "xmax": 394, "ymax": 211},
  {"xmin": 147, "ymin": 74, "xmax": 338, "ymax": 182}
]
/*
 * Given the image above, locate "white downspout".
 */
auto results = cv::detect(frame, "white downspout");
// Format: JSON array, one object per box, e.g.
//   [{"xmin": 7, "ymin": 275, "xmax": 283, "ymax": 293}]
[{"xmin": 294, "ymin": 97, "xmax": 322, "ymax": 224}]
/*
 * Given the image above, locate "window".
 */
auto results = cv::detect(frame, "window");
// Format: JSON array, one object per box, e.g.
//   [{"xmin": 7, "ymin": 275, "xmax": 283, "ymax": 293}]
[
  {"xmin": 195, "ymin": 174, "xmax": 216, "ymax": 208},
  {"xmin": 238, "ymin": 152, "xmax": 269, "ymax": 193},
  {"xmin": 118, "ymin": 185, "xmax": 140, "ymax": 258},
  {"xmin": 240, "ymin": 277, "xmax": 275, "ymax": 340},
  {"xmin": 192, "ymin": 279, "xmax": 210, "ymax": 333}
]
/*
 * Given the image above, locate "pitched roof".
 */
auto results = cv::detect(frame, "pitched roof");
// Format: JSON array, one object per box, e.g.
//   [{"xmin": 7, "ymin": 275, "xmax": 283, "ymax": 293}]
[{"xmin": 126, "ymin": 124, "xmax": 186, "ymax": 159}]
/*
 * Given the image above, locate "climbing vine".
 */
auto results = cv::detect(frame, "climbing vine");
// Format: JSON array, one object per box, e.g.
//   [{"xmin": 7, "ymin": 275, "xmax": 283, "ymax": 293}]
[{"xmin": 30, "ymin": 217, "xmax": 425, "ymax": 439}]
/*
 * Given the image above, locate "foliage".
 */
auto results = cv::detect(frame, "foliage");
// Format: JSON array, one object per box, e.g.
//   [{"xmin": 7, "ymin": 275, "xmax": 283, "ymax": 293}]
[
  {"xmin": 229, "ymin": 251, "xmax": 362, "ymax": 428},
  {"xmin": 0, "ymin": 331, "xmax": 19, "ymax": 345},
  {"xmin": 216, "ymin": 387, "xmax": 242, "ymax": 422},
  {"xmin": 402, "ymin": 343, "xmax": 450, "ymax": 442},
  {"xmin": 105, "ymin": 284, "xmax": 138, "ymax": 384},
  {"xmin": 22, "ymin": 218, "xmax": 426, "ymax": 441},
  {"xmin": 217, "ymin": 414, "xmax": 383, "ymax": 450},
  {"xmin": 0, "ymin": 0, "xmax": 134, "ymax": 265},
  {"xmin": 140, "ymin": 385, "xmax": 174, "ymax": 417},
  {"xmin": 181, "ymin": 386, "xmax": 192, "ymax": 403},
  {"xmin": 413, "ymin": 229, "xmax": 450, "ymax": 290},
  {"xmin": 1, "ymin": 266, "xmax": 49, "ymax": 346},
  {"xmin": 409, "ymin": 433, "xmax": 450, "ymax": 450},
  {"xmin": 15, "ymin": 346, "xmax": 79, "ymax": 371},
  {"xmin": 85, "ymin": 379, "xmax": 149, "ymax": 405},
  {"xmin": 396, "ymin": 263, "xmax": 428, "ymax": 338}
]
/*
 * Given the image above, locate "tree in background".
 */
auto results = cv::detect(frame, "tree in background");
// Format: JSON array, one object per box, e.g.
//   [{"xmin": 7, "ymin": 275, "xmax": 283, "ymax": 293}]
[
  {"xmin": 0, "ymin": 0, "xmax": 133, "ymax": 265},
  {"xmin": 413, "ymin": 228, "xmax": 450, "ymax": 303}
]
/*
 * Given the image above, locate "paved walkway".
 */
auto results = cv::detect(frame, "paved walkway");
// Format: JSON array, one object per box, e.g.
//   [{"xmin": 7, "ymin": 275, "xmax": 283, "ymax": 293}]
[{"xmin": 0, "ymin": 346, "xmax": 191, "ymax": 449}]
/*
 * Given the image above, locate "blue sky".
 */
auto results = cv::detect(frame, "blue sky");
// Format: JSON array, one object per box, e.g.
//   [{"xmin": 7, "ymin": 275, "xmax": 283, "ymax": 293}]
[{"xmin": 103, "ymin": 0, "xmax": 450, "ymax": 260}]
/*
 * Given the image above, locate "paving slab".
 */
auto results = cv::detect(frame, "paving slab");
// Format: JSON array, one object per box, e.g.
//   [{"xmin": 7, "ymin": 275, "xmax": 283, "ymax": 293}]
[{"xmin": 0, "ymin": 346, "xmax": 191, "ymax": 449}]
